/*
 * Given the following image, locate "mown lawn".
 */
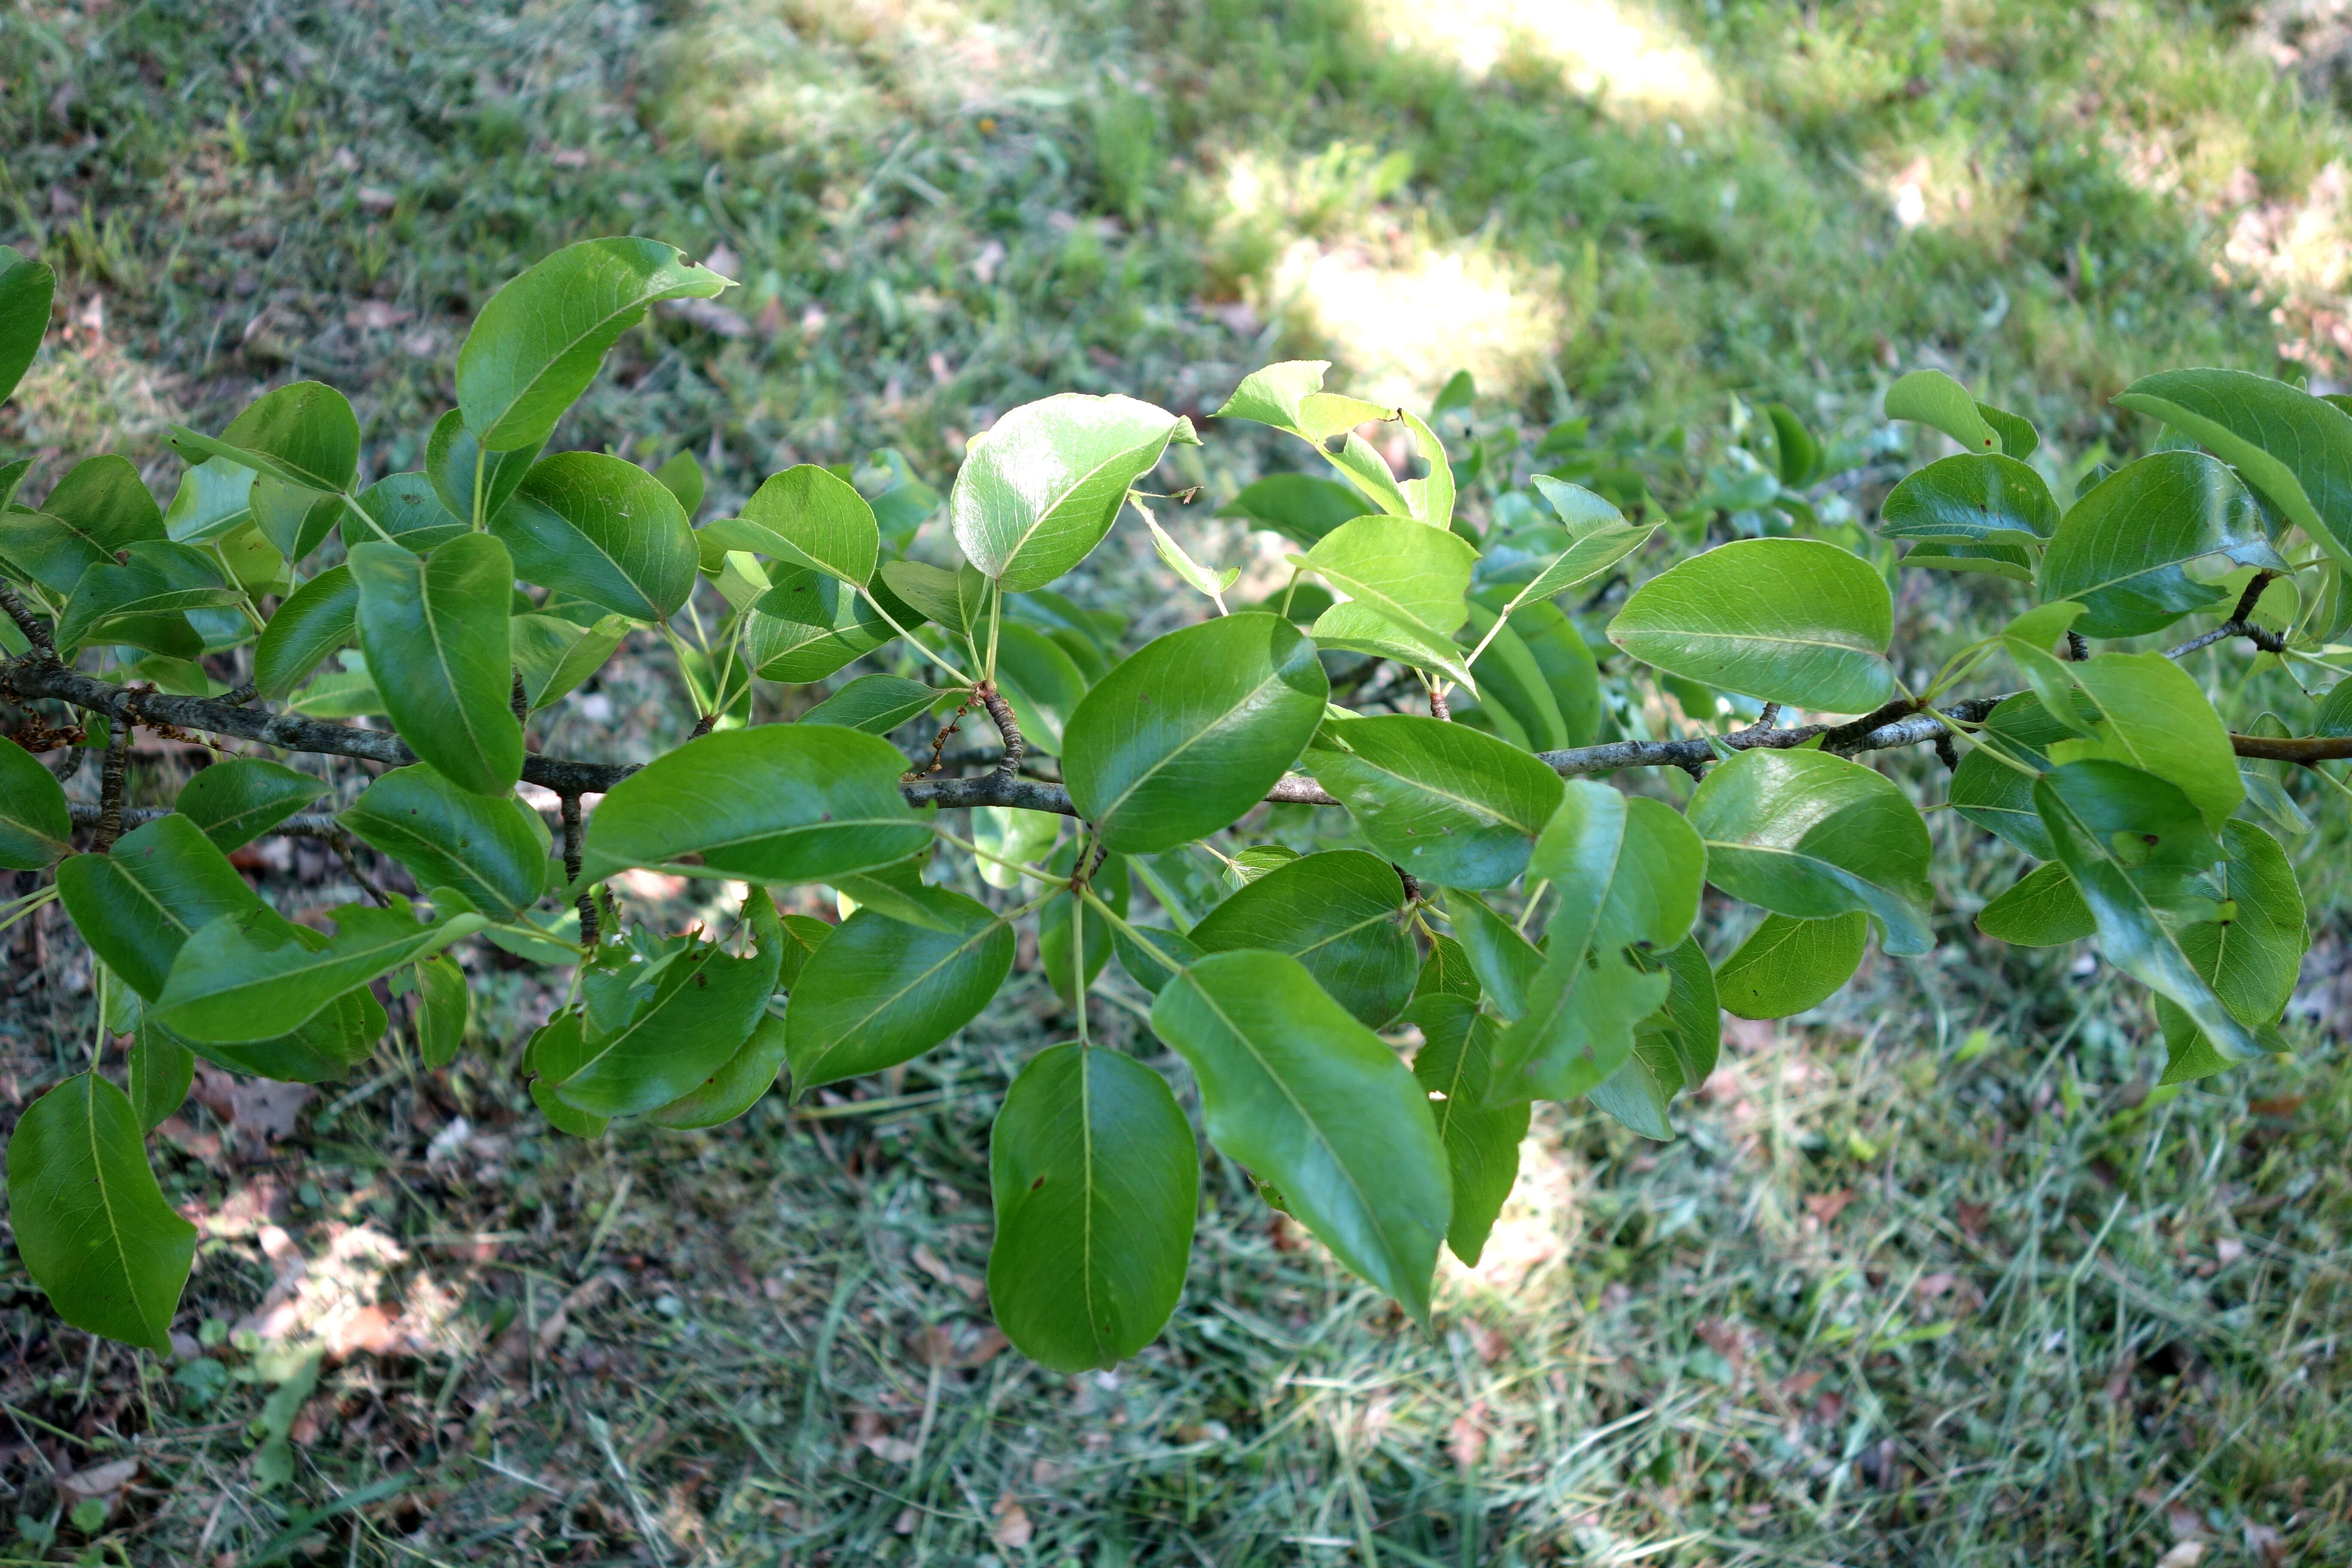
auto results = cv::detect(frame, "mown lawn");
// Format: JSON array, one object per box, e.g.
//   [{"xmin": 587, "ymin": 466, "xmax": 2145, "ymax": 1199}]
[{"xmin": 1, "ymin": 0, "xmax": 2348, "ymax": 1563}]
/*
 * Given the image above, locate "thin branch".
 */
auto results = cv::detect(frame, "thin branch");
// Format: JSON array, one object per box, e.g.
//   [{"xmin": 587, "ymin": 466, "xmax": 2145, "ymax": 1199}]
[
  {"xmin": 2163, "ymin": 572, "xmax": 2288, "ymax": 659},
  {"xmin": 0, "ymin": 581, "xmax": 55, "ymax": 656},
  {"xmin": 974, "ymin": 680, "xmax": 1025, "ymax": 780},
  {"xmin": 2225, "ymin": 733, "xmax": 2352, "ymax": 764},
  {"xmin": 89, "ymin": 713, "xmax": 133, "ymax": 852},
  {"xmin": 561, "ymin": 793, "xmax": 601, "ymax": 948},
  {"xmin": 68, "ymin": 804, "xmax": 346, "ymax": 838}
]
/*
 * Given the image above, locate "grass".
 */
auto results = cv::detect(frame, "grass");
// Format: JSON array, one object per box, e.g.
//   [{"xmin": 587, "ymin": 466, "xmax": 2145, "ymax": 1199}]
[{"xmin": 3, "ymin": 0, "xmax": 2351, "ymax": 1563}]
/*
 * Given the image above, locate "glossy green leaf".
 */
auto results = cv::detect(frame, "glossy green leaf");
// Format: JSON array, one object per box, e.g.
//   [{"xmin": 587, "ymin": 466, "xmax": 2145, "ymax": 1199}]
[
  {"xmin": 128, "ymin": 1024, "xmax": 195, "ymax": 1132},
  {"xmin": 424, "ymin": 409, "xmax": 539, "ymax": 524},
  {"xmin": 1885, "ymin": 369, "xmax": 2000, "ymax": 453},
  {"xmin": 1530, "ymin": 475, "xmax": 1626, "ymax": 535},
  {"xmin": 491, "ymin": 451, "xmax": 696, "ymax": 620},
  {"xmin": 1040, "ymin": 847, "xmax": 1128, "ymax": 1002},
  {"xmin": 457, "ymin": 237, "xmax": 729, "ymax": 452},
  {"xmin": 1310, "ymin": 600, "xmax": 1480, "ymax": 693},
  {"xmin": 872, "ymin": 559, "xmax": 972, "ymax": 637},
  {"xmin": 55, "ymin": 814, "xmax": 263, "ymax": 999},
  {"xmin": 0, "ymin": 245, "xmax": 53, "ymax": 404},
  {"xmin": 1763, "ymin": 402, "xmax": 1821, "ymax": 486},
  {"xmin": 526, "ymin": 1013, "xmax": 610, "ymax": 1138},
  {"xmin": 249, "ymin": 474, "xmax": 343, "ymax": 562},
  {"xmin": 1457, "ymin": 609, "xmax": 1562, "ymax": 750},
  {"xmin": 0, "ymin": 735, "xmax": 72, "ymax": 869},
  {"xmin": 1191, "ymin": 849, "xmax": 1416, "ymax": 1028},
  {"xmin": 1609, "ymin": 538, "xmax": 1894, "ymax": 713},
  {"xmin": 154, "ymin": 902, "xmax": 484, "ymax": 1045},
  {"xmin": 952, "ymin": 393, "xmax": 1192, "ymax": 591},
  {"xmin": 2040, "ymin": 453, "xmax": 2282, "ymax": 638},
  {"xmin": 2318, "ymin": 677, "xmax": 2352, "ymax": 738},
  {"xmin": 802, "ymin": 674, "xmax": 944, "ymax": 735},
  {"xmin": 57, "ymin": 540, "xmax": 241, "ymax": 658},
  {"xmin": 168, "ymin": 380, "xmax": 359, "ymax": 495},
  {"xmin": 1443, "ymin": 889, "xmax": 1543, "ymax": 1020},
  {"xmin": 252, "ymin": 563, "xmax": 358, "ymax": 700},
  {"xmin": 1216, "ymin": 473, "xmax": 1365, "ymax": 545},
  {"xmin": 643, "ymin": 1011, "xmax": 790, "ymax": 1129},
  {"xmin": 2115, "ymin": 367, "xmax": 2352, "ymax": 569},
  {"xmin": 1714, "ymin": 911, "xmax": 1869, "ymax": 1019},
  {"xmin": 973, "ymin": 803, "xmax": 1063, "ymax": 891},
  {"xmin": 1592, "ymin": 937, "xmax": 1721, "ymax": 1139},
  {"xmin": 786, "ymin": 885, "xmax": 1013, "ymax": 1093},
  {"xmin": 993, "ymin": 621, "xmax": 1090, "ymax": 755},
  {"xmin": 1501, "ymin": 524, "xmax": 1657, "ymax": 612},
  {"xmin": 1414, "ymin": 931, "xmax": 1482, "ymax": 1003},
  {"xmin": 1977, "ymin": 402, "xmax": 2040, "ymax": 460},
  {"xmin": 1110, "ymin": 921, "xmax": 1202, "ymax": 996},
  {"xmin": 0, "ymin": 456, "xmax": 164, "ymax": 595},
  {"xmin": 1299, "ymin": 514, "xmax": 1478, "ymax": 642},
  {"xmin": 341, "ymin": 764, "xmax": 551, "ymax": 919},
  {"xmin": 2032, "ymin": 770, "xmax": 2265, "ymax": 1071},
  {"xmin": 2158, "ymin": 820, "xmax": 2308, "ymax": 1081},
  {"xmin": 740, "ymin": 464, "xmax": 879, "ymax": 587},
  {"xmin": 8, "ymin": 1073, "xmax": 196, "ymax": 1352},
  {"xmin": 652, "ymin": 450, "xmax": 705, "ymax": 517},
  {"xmin": 1502, "ymin": 598, "xmax": 1604, "ymax": 746},
  {"xmin": 1151, "ymin": 949, "xmax": 1450, "ymax": 1321},
  {"xmin": 413, "ymin": 951, "xmax": 470, "ymax": 1069},
  {"xmin": 579, "ymin": 725, "xmax": 931, "ymax": 885},
  {"xmin": 1975, "ymin": 863, "xmax": 2095, "ymax": 946},
  {"xmin": 162, "ymin": 459, "xmax": 259, "ymax": 545},
  {"xmin": 553, "ymin": 913, "xmax": 782, "ymax": 1118},
  {"xmin": 511, "ymin": 611, "xmax": 629, "ymax": 711},
  {"xmin": 1947, "ymin": 695, "xmax": 2069, "ymax": 858},
  {"xmin": 1879, "ymin": 454, "xmax": 2058, "ymax": 541},
  {"xmin": 175, "ymin": 759, "xmax": 328, "ymax": 853},
  {"xmin": 1405, "ymin": 993, "xmax": 1527, "ymax": 1265},
  {"xmin": 988, "ymin": 1043, "xmax": 1199, "ymax": 1371},
  {"xmin": 1490, "ymin": 783, "xmax": 1703, "ymax": 1102},
  {"xmin": 1688, "ymin": 748, "xmax": 1934, "ymax": 954},
  {"xmin": 350, "ymin": 534, "xmax": 524, "ymax": 796},
  {"xmin": 1065, "ymin": 612, "xmax": 1329, "ymax": 854},
  {"xmin": 743, "ymin": 567, "xmax": 900, "ymax": 683},
  {"xmin": 1307, "ymin": 714, "xmax": 1563, "ymax": 888},
  {"xmin": 2052, "ymin": 652, "xmax": 2244, "ymax": 828}
]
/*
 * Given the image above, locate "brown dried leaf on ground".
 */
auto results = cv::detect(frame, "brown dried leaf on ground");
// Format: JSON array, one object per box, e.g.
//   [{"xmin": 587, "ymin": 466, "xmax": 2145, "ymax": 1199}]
[{"xmin": 192, "ymin": 1067, "xmax": 312, "ymax": 1150}]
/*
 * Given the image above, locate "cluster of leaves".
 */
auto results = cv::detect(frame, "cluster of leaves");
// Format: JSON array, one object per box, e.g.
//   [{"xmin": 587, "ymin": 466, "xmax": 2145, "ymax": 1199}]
[{"xmin": 3, "ymin": 236, "xmax": 2349, "ymax": 1374}]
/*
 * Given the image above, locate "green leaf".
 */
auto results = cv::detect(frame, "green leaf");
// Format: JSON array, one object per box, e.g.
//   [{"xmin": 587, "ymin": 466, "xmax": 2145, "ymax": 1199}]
[
  {"xmin": 873, "ymin": 560, "xmax": 970, "ymax": 637},
  {"xmin": 1307, "ymin": 714, "xmax": 1563, "ymax": 888},
  {"xmin": 341, "ymin": 764, "xmax": 551, "ymax": 919},
  {"xmin": 1443, "ymin": 889, "xmax": 1543, "ymax": 1020},
  {"xmin": 742, "ymin": 567, "xmax": 900, "ymax": 683},
  {"xmin": 1977, "ymin": 402, "xmax": 2040, "ymax": 460},
  {"xmin": 1310, "ymin": 600, "xmax": 1480, "ymax": 693},
  {"xmin": 1715, "ymin": 912, "xmax": 1869, "ymax": 1019},
  {"xmin": 7, "ymin": 1073, "xmax": 196, "ymax": 1352},
  {"xmin": 2039, "ymin": 453, "xmax": 2282, "ymax": 638},
  {"xmin": 1633, "ymin": 933, "xmax": 1720, "ymax": 1086},
  {"xmin": 2157, "ymin": 820, "xmax": 2308, "ymax": 1080},
  {"xmin": 168, "ymin": 380, "xmax": 359, "ymax": 495},
  {"xmin": 1143, "ymin": 509, "xmax": 1240, "ymax": 600},
  {"xmin": 1948, "ymin": 695, "xmax": 2076, "ymax": 857},
  {"xmin": 643, "ymin": 1011, "xmax": 790, "ymax": 1130},
  {"xmin": 988, "ymin": 1043, "xmax": 1199, "ymax": 1371},
  {"xmin": 1501, "ymin": 524, "xmax": 1656, "ymax": 612},
  {"xmin": 250, "ymin": 475, "xmax": 343, "ymax": 562},
  {"xmin": 0, "ymin": 734, "xmax": 72, "ymax": 870},
  {"xmin": 785, "ymin": 886, "xmax": 1014, "ymax": 1093},
  {"xmin": 2115, "ymin": 367, "xmax": 2352, "ymax": 570},
  {"xmin": 1299, "ymin": 515, "xmax": 1479, "ymax": 642},
  {"xmin": 154, "ymin": 903, "xmax": 484, "ymax": 1045},
  {"xmin": 1885, "ymin": 369, "xmax": 2000, "ymax": 453},
  {"xmin": 951, "ymin": 393, "xmax": 1192, "ymax": 591},
  {"xmin": 511, "ymin": 611, "xmax": 629, "ymax": 711},
  {"xmin": 1975, "ymin": 863, "xmax": 2095, "ymax": 946},
  {"xmin": 973, "ymin": 803, "xmax": 1063, "ymax": 891},
  {"xmin": 1530, "ymin": 475, "xmax": 1627, "ymax": 536},
  {"xmin": 2319, "ymin": 676, "xmax": 2352, "ymax": 738},
  {"xmin": 490, "ymin": 451, "xmax": 697, "ymax": 620},
  {"xmin": 1763, "ymin": 403, "xmax": 1821, "ymax": 487},
  {"xmin": 0, "ymin": 456, "xmax": 163, "ymax": 595},
  {"xmin": 0, "ymin": 245, "xmax": 54, "ymax": 404},
  {"xmin": 1608, "ymin": 538, "xmax": 1894, "ymax": 714},
  {"xmin": 1414, "ymin": 931, "xmax": 1483, "ymax": 1002},
  {"xmin": 1460, "ymin": 606, "xmax": 1567, "ymax": 750},
  {"xmin": 1687, "ymin": 748, "xmax": 1934, "ymax": 955},
  {"xmin": 349, "ymin": 534, "xmax": 525, "ymax": 796},
  {"xmin": 2033, "ymin": 771, "xmax": 2265, "ymax": 1070},
  {"xmin": 1151, "ymin": 949, "xmax": 1450, "ymax": 1322},
  {"xmin": 1405, "ymin": 994, "xmax": 1527, "ymax": 1265},
  {"xmin": 652, "ymin": 450, "xmax": 706, "ymax": 518},
  {"xmin": 1191, "ymin": 849, "xmax": 1416, "ymax": 1028},
  {"xmin": 1110, "ymin": 921, "xmax": 1202, "ymax": 996},
  {"xmin": 128, "ymin": 1024, "xmax": 195, "ymax": 1131},
  {"xmin": 1498, "ymin": 598, "xmax": 1604, "ymax": 745},
  {"xmin": 802, "ymin": 674, "xmax": 944, "ymax": 734},
  {"xmin": 424, "ymin": 409, "xmax": 539, "ymax": 524},
  {"xmin": 1879, "ymin": 454, "xmax": 2058, "ymax": 542},
  {"xmin": 526, "ymin": 1014, "xmax": 609, "ymax": 1138},
  {"xmin": 56, "ymin": 814, "xmax": 265, "ymax": 999},
  {"xmin": 57, "ymin": 540, "xmax": 241, "ymax": 658},
  {"xmin": 162, "ymin": 459, "xmax": 259, "ymax": 545},
  {"xmin": 456, "ymin": 237, "xmax": 729, "ymax": 453},
  {"xmin": 413, "ymin": 952, "xmax": 470, "ymax": 1069},
  {"xmin": 175, "ymin": 759, "xmax": 328, "ymax": 853},
  {"xmin": 739, "ymin": 464, "xmax": 879, "ymax": 587},
  {"xmin": 552, "ymin": 911, "xmax": 783, "ymax": 1118},
  {"xmin": 1490, "ymin": 782, "xmax": 1702, "ymax": 1102},
  {"xmin": 1216, "ymin": 473, "xmax": 1365, "ymax": 545},
  {"xmin": 1065, "ymin": 612, "xmax": 1329, "ymax": 854},
  {"xmin": 578, "ymin": 725, "xmax": 932, "ymax": 885},
  {"xmin": 2052, "ymin": 652, "xmax": 2244, "ymax": 827}
]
